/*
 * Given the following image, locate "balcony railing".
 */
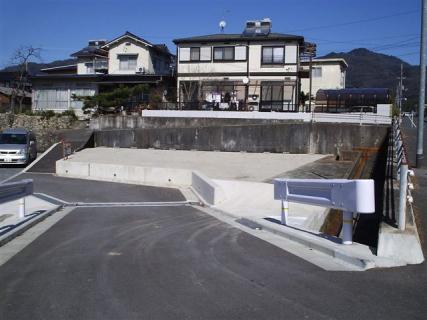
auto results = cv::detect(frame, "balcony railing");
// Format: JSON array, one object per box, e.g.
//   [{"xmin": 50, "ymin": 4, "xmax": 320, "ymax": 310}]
[{"xmin": 94, "ymin": 60, "xmax": 108, "ymax": 70}]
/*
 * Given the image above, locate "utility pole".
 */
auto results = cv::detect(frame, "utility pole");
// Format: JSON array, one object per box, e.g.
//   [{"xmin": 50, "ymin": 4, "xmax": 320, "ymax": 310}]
[
  {"xmin": 417, "ymin": 0, "xmax": 427, "ymax": 168},
  {"xmin": 397, "ymin": 63, "xmax": 406, "ymax": 114}
]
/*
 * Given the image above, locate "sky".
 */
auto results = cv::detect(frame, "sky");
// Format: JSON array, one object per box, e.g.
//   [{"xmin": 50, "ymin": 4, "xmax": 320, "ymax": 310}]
[{"xmin": 0, "ymin": 0, "xmax": 422, "ymax": 68}]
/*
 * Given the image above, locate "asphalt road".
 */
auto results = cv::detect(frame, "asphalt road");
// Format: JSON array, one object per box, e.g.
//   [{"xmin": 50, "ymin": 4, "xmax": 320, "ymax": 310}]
[
  {"xmin": 0, "ymin": 205, "xmax": 426, "ymax": 320},
  {"xmin": 14, "ymin": 172, "xmax": 185, "ymax": 203},
  {"xmin": 0, "ymin": 166, "xmax": 21, "ymax": 183}
]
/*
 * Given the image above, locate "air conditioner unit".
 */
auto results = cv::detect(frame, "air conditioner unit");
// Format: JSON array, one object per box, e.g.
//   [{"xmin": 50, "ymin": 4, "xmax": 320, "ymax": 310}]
[{"xmin": 136, "ymin": 67, "xmax": 145, "ymax": 74}]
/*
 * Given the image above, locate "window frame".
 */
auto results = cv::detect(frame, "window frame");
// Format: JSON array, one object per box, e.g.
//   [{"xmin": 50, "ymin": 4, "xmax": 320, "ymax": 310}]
[
  {"xmin": 261, "ymin": 46, "xmax": 285, "ymax": 65},
  {"xmin": 312, "ymin": 66, "xmax": 323, "ymax": 78},
  {"xmin": 118, "ymin": 54, "xmax": 138, "ymax": 71},
  {"xmin": 213, "ymin": 46, "xmax": 235, "ymax": 62},
  {"xmin": 190, "ymin": 47, "xmax": 201, "ymax": 61}
]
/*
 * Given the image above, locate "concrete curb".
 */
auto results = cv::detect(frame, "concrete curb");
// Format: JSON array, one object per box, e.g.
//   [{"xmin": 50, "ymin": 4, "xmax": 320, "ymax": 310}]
[{"xmin": 0, "ymin": 205, "xmax": 62, "ymax": 247}]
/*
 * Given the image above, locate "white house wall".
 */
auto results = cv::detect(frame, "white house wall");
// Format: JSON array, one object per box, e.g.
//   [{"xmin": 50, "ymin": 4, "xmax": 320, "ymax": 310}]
[
  {"xmin": 177, "ymin": 42, "xmax": 299, "ymax": 75},
  {"xmin": 300, "ymin": 63, "xmax": 346, "ymax": 95},
  {"xmin": 107, "ymin": 39, "xmax": 153, "ymax": 75}
]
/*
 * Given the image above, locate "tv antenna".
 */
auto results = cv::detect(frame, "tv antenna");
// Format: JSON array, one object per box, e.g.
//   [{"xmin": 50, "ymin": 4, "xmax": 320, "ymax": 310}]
[
  {"xmin": 219, "ymin": 9, "xmax": 229, "ymax": 33},
  {"xmin": 219, "ymin": 20, "xmax": 226, "ymax": 33}
]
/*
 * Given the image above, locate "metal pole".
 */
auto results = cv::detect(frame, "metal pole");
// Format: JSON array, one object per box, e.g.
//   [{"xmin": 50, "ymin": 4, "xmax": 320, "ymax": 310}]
[
  {"xmin": 281, "ymin": 200, "xmax": 289, "ymax": 225},
  {"xmin": 398, "ymin": 164, "xmax": 409, "ymax": 231},
  {"xmin": 342, "ymin": 211, "xmax": 353, "ymax": 244},
  {"xmin": 308, "ymin": 55, "xmax": 313, "ymax": 113},
  {"xmin": 19, "ymin": 197, "xmax": 25, "ymax": 220},
  {"xmin": 281, "ymin": 182, "xmax": 289, "ymax": 225},
  {"xmin": 417, "ymin": 0, "xmax": 427, "ymax": 168}
]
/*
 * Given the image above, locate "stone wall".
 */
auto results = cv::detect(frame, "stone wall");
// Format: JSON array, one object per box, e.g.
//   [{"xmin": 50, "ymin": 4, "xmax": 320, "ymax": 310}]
[{"xmin": 0, "ymin": 114, "xmax": 76, "ymax": 151}]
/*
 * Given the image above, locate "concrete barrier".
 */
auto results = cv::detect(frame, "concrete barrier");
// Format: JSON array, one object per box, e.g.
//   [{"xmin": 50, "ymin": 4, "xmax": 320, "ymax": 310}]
[
  {"xmin": 191, "ymin": 171, "xmax": 225, "ymax": 205},
  {"xmin": 57, "ymin": 159, "xmax": 192, "ymax": 187},
  {"xmin": 56, "ymin": 161, "xmax": 90, "ymax": 177}
]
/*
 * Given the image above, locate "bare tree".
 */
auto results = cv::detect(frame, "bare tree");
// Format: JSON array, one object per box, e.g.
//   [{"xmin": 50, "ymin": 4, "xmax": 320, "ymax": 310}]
[{"xmin": 9, "ymin": 46, "xmax": 41, "ymax": 114}]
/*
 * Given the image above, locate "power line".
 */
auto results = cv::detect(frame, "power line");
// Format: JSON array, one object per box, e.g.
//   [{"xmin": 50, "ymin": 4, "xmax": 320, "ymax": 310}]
[
  {"xmin": 308, "ymin": 33, "xmax": 420, "ymax": 44},
  {"xmin": 288, "ymin": 10, "xmax": 418, "ymax": 32}
]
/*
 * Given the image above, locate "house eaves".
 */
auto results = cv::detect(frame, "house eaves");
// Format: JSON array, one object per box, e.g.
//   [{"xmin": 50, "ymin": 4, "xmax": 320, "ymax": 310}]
[{"xmin": 101, "ymin": 31, "xmax": 153, "ymax": 49}]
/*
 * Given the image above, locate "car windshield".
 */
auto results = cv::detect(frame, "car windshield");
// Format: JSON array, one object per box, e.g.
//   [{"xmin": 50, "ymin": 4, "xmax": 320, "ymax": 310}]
[{"xmin": 0, "ymin": 133, "xmax": 27, "ymax": 145}]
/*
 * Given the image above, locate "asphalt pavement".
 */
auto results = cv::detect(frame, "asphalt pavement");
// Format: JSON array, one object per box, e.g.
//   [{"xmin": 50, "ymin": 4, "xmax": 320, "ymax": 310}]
[
  {"xmin": 14, "ymin": 172, "xmax": 185, "ymax": 203},
  {"xmin": 0, "ymin": 205, "xmax": 426, "ymax": 320},
  {"xmin": 0, "ymin": 166, "xmax": 21, "ymax": 183}
]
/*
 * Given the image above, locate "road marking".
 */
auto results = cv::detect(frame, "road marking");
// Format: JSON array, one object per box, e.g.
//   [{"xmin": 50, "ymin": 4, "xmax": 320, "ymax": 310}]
[
  {"xmin": 69, "ymin": 201, "xmax": 197, "ymax": 208},
  {"xmin": 33, "ymin": 193, "xmax": 70, "ymax": 205},
  {"xmin": 33, "ymin": 193, "xmax": 198, "ymax": 208}
]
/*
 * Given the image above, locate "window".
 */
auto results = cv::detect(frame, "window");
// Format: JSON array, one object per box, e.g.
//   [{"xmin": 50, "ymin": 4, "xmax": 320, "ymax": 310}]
[
  {"xmin": 190, "ymin": 47, "xmax": 200, "ymax": 61},
  {"xmin": 179, "ymin": 47, "xmax": 209, "ymax": 62},
  {"xmin": 261, "ymin": 82, "xmax": 284, "ymax": 111},
  {"xmin": 312, "ymin": 67, "xmax": 322, "ymax": 77},
  {"xmin": 214, "ymin": 47, "xmax": 234, "ymax": 61},
  {"xmin": 262, "ymin": 46, "xmax": 284, "ymax": 64},
  {"xmin": 85, "ymin": 63, "xmax": 94, "ymax": 74},
  {"xmin": 118, "ymin": 55, "xmax": 137, "ymax": 70}
]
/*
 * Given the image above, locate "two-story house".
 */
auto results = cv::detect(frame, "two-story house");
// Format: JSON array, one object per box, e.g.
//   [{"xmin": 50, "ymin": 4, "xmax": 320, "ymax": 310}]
[
  {"xmin": 173, "ymin": 19, "xmax": 307, "ymax": 112},
  {"xmin": 32, "ymin": 31, "xmax": 174, "ymax": 117},
  {"xmin": 300, "ymin": 58, "xmax": 348, "ymax": 98}
]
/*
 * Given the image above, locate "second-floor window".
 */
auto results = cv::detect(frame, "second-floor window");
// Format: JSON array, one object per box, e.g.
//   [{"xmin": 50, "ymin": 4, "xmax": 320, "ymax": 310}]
[
  {"xmin": 118, "ymin": 54, "xmax": 137, "ymax": 70},
  {"xmin": 190, "ymin": 48, "xmax": 200, "ymax": 61},
  {"xmin": 262, "ymin": 46, "xmax": 284, "ymax": 64},
  {"xmin": 214, "ymin": 47, "xmax": 234, "ymax": 61},
  {"xmin": 312, "ymin": 67, "xmax": 322, "ymax": 77},
  {"xmin": 85, "ymin": 62, "xmax": 94, "ymax": 74}
]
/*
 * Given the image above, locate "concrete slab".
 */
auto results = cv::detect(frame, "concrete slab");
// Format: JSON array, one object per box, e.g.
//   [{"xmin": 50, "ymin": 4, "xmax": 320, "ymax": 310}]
[
  {"xmin": 212, "ymin": 179, "xmax": 328, "ymax": 231},
  {"xmin": 58, "ymin": 147, "xmax": 326, "ymax": 182}
]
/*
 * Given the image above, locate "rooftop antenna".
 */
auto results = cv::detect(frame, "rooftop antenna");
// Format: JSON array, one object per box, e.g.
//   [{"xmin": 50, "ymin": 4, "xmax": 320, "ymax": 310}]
[
  {"xmin": 219, "ymin": 9, "xmax": 229, "ymax": 33},
  {"xmin": 219, "ymin": 20, "xmax": 226, "ymax": 33}
]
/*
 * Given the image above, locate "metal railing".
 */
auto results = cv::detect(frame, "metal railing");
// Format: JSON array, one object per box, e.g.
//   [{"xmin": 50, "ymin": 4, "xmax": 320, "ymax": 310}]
[
  {"xmin": 274, "ymin": 178, "xmax": 375, "ymax": 244},
  {"xmin": 392, "ymin": 117, "xmax": 414, "ymax": 231},
  {"xmin": 0, "ymin": 179, "xmax": 33, "ymax": 220}
]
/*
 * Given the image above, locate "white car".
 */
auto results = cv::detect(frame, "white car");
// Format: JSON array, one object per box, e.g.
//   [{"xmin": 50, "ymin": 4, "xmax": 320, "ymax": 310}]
[{"xmin": 0, "ymin": 128, "xmax": 37, "ymax": 165}]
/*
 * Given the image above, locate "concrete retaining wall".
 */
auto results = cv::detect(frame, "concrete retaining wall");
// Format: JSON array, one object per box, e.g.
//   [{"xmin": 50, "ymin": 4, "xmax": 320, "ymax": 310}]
[
  {"xmin": 94, "ymin": 122, "xmax": 388, "ymax": 155},
  {"xmin": 56, "ymin": 160, "xmax": 192, "ymax": 187},
  {"xmin": 56, "ymin": 159, "xmax": 223, "ymax": 205}
]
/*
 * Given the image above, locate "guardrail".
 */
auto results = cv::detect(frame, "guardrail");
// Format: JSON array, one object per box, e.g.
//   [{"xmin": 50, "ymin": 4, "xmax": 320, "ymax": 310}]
[
  {"xmin": 274, "ymin": 179, "xmax": 375, "ymax": 244},
  {"xmin": 139, "ymin": 110, "xmax": 391, "ymax": 125},
  {"xmin": 392, "ymin": 117, "xmax": 414, "ymax": 230},
  {"xmin": 0, "ymin": 179, "xmax": 33, "ymax": 220}
]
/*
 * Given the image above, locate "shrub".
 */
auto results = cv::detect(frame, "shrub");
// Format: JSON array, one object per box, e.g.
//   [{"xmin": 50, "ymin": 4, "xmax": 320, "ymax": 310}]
[{"xmin": 61, "ymin": 109, "xmax": 78, "ymax": 121}]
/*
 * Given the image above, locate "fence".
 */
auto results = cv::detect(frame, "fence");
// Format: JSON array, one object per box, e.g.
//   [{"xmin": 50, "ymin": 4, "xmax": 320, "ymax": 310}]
[
  {"xmin": 274, "ymin": 178, "xmax": 375, "ymax": 244},
  {"xmin": 392, "ymin": 117, "xmax": 414, "ymax": 231},
  {"xmin": 140, "ymin": 109, "xmax": 392, "ymax": 125},
  {"xmin": 0, "ymin": 179, "xmax": 33, "ymax": 220}
]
